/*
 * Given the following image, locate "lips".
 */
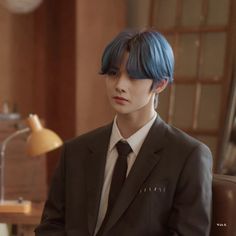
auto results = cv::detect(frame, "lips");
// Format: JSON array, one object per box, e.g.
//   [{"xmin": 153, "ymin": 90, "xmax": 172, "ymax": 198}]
[
  {"xmin": 113, "ymin": 96, "xmax": 129, "ymax": 101},
  {"xmin": 112, "ymin": 96, "xmax": 129, "ymax": 105}
]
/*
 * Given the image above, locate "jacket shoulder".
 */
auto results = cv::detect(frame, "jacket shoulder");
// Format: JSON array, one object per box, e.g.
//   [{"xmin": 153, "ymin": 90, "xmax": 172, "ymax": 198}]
[
  {"xmin": 65, "ymin": 123, "xmax": 112, "ymax": 148},
  {"xmin": 163, "ymin": 122, "xmax": 211, "ymax": 154}
]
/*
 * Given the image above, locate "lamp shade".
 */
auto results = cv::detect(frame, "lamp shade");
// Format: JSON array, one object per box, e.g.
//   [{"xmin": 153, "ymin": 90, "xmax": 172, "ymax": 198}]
[{"xmin": 26, "ymin": 114, "xmax": 63, "ymax": 157}]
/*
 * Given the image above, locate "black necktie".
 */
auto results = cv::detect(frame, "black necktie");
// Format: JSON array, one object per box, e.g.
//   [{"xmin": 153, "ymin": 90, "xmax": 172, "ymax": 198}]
[
  {"xmin": 108, "ymin": 140, "xmax": 132, "ymax": 211},
  {"xmin": 96, "ymin": 141, "xmax": 132, "ymax": 236}
]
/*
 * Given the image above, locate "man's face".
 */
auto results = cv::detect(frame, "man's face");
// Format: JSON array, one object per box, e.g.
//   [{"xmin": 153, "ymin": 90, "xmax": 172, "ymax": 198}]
[{"xmin": 105, "ymin": 58, "xmax": 155, "ymax": 116}]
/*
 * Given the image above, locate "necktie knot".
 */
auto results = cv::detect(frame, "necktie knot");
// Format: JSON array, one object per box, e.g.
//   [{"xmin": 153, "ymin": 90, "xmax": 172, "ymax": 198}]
[{"xmin": 116, "ymin": 140, "xmax": 132, "ymax": 158}]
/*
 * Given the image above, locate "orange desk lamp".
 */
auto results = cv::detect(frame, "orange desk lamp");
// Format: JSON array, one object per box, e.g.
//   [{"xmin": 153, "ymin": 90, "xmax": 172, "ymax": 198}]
[{"xmin": 0, "ymin": 114, "xmax": 63, "ymax": 213}]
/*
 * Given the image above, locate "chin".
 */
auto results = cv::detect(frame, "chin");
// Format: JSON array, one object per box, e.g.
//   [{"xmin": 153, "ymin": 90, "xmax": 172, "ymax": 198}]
[
  {"xmin": 113, "ymin": 108, "xmax": 129, "ymax": 114},
  {"xmin": 111, "ymin": 105, "xmax": 130, "ymax": 114}
]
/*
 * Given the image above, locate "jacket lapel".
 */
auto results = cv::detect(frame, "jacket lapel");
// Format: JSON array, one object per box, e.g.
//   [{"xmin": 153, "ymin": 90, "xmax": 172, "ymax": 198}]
[
  {"xmin": 86, "ymin": 124, "xmax": 112, "ymax": 235},
  {"xmin": 103, "ymin": 116, "xmax": 168, "ymax": 234}
]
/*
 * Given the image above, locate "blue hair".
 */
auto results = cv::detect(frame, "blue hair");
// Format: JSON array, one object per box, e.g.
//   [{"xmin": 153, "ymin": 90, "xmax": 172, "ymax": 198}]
[{"xmin": 100, "ymin": 29, "xmax": 174, "ymax": 84}]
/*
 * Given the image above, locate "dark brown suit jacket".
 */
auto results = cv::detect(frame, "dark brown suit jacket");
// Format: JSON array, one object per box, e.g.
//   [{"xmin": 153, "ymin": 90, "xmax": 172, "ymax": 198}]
[{"xmin": 35, "ymin": 116, "xmax": 212, "ymax": 236}]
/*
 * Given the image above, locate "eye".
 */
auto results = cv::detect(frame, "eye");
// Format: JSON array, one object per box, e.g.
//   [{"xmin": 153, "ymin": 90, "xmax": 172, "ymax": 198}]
[
  {"xmin": 107, "ymin": 69, "xmax": 119, "ymax": 77},
  {"xmin": 128, "ymin": 75, "xmax": 139, "ymax": 81},
  {"xmin": 128, "ymin": 76, "xmax": 135, "ymax": 80}
]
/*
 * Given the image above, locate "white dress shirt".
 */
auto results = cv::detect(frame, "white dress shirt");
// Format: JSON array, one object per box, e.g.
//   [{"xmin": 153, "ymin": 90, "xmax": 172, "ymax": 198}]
[{"xmin": 94, "ymin": 112, "xmax": 157, "ymax": 234}]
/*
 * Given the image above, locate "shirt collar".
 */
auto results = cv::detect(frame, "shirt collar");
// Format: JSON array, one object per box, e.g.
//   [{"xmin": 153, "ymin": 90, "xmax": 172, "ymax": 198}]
[{"xmin": 108, "ymin": 112, "xmax": 157, "ymax": 156}]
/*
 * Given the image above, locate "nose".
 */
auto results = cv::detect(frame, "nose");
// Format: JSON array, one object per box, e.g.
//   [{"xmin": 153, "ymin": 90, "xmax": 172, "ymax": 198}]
[{"xmin": 115, "ymin": 73, "xmax": 129, "ymax": 93}]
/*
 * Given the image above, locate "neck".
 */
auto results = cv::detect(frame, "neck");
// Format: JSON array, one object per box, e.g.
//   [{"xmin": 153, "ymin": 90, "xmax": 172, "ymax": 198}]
[{"xmin": 116, "ymin": 107, "xmax": 156, "ymax": 139}]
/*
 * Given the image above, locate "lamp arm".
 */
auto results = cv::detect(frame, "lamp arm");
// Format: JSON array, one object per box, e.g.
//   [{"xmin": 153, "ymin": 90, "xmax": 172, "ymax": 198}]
[
  {"xmin": 1, "ymin": 128, "xmax": 30, "ymax": 155},
  {"xmin": 0, "ymin": 127, "xmax": 30, "ymax": 203}
]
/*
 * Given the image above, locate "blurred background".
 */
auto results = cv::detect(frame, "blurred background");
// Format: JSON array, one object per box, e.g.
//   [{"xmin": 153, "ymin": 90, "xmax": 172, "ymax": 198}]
[
  {"xmin": 0, "ymin": 0, "xmax": 235, "ymax": 184},
  {"xmin": 0, "ymin": 0, "xmax": 236, "ymax": 180},
  {"xmin": 0, "ymin": 0, "xmax": 235, "ymax": 234}
]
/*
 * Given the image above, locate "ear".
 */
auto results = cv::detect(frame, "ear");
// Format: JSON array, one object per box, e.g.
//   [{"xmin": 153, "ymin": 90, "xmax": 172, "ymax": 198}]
[{"xmin": 154, "ymin": 79, "xmax": 168, "ymax": 94}]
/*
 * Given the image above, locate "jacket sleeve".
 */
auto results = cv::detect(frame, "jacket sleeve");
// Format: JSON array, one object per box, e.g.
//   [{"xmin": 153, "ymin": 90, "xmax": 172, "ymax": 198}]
[
  {"xmin": 35, "ymin": 144, "xmax": 67, "ymax": 236},
  {"xmin": 167, "ymin": 143, "xmax": 213, "ymax": 236}
]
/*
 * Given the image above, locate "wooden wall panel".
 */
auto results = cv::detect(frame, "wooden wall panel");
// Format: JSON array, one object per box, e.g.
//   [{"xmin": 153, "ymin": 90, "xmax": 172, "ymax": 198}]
[
  {"xmin": 76, "ymin": 0, "xmax": 126, "ymax": 135},
  {"xmin": 0, "ymin": 6, "xmax": 12, "ymax": 103},
  {"xmin": 34, "ymin": 0, "xmax": 76, "ymax": 140},
  {"xmin": 33, "ymin": 0, "xmax": 76, "ymax": 182},
  {"xmin": 0, "ymin": 6, "xmax": 35, "ymax": 116}
]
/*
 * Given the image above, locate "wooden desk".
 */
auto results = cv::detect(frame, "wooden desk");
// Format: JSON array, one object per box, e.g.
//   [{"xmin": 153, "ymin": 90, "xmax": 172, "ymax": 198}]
[{"xmin": 0, "ymin": 202, "xmax": 44, "ymax": 236}]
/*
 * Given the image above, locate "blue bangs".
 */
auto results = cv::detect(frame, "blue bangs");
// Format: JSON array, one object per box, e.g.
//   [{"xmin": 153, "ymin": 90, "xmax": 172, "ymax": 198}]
[{"xmin": 100, "ymin": 29, "xmax": 174, "ymax": 83}]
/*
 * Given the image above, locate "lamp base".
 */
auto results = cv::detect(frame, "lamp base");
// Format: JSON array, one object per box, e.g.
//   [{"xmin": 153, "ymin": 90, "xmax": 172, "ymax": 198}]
[{"xmin": 0, "ymin": 200, "xmax": 31, "ymax": 213}]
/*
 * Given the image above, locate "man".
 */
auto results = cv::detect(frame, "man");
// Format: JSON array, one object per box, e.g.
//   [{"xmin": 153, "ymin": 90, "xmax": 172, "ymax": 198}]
[{"xmin": 35, "ymin": 29, "xmax": 212, "ymax": 236}]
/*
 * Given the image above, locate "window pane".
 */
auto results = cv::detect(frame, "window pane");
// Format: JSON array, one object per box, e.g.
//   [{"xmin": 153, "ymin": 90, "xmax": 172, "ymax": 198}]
[
  {"xmin": 172, "ymin": 84, "xmax": 195, "ymax": 128},
  {"xmin": 199, "ymin": 33, "xmax": 226, "ymax": 79},
  {"xmin": 181, "ymin": 0, "xmax": 202, "ymax": 26},
  {"xmin": 207, "ymin": 0, "xmax": 230, "ymax": 25},
  {"xmin": 175, "ymin": 34, "xmax": 199, "ymax": 77},
  {"xmin": 152, "ymin": 0, "xmax": 177, "ymax": 29},
  {"xmin": 197, "ymin": 85, "xmax": 221, "ymax": 129},
  {"xmin": 158, "ymin": 86, "xmax": 170, "ymax": 122}
]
